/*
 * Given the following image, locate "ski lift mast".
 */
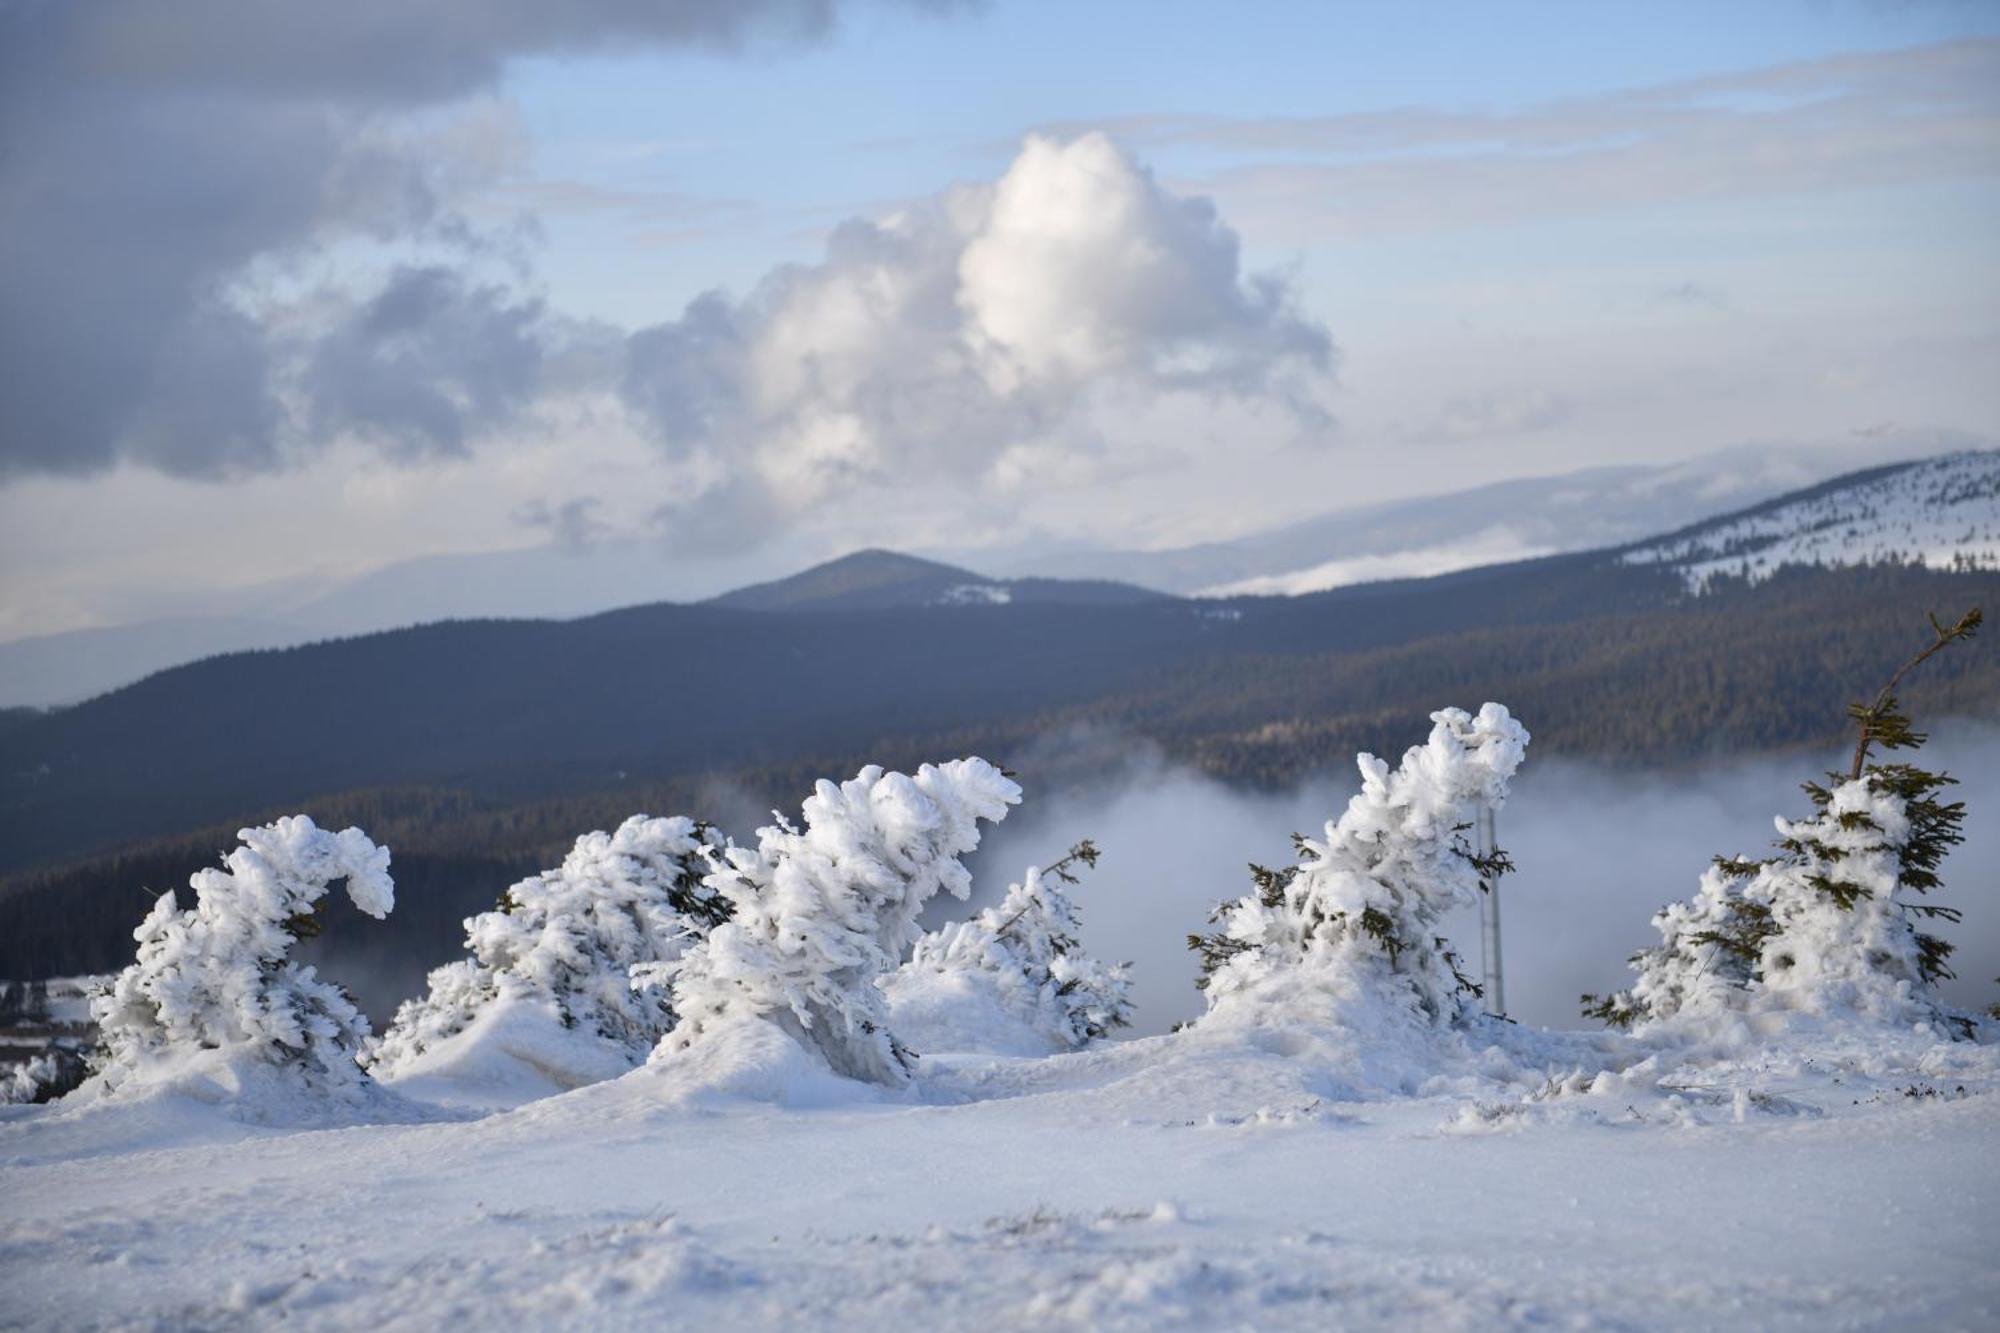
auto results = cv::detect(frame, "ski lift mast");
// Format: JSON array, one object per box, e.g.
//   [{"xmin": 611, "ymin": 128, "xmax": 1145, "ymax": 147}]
[{"xmin": 1477, "ymin": 804, "xmax": 1505, "ymax": 1017}]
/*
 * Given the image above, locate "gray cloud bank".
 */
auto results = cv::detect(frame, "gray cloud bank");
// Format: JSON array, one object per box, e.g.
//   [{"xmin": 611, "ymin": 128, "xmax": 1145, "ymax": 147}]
[
  {"xmin": 0, "ymin": 2, "xmax": 1330, "ymax": 558},
  {"xmin": 0, "ymin": 1, "xmax": 937, "ymax": 481}
]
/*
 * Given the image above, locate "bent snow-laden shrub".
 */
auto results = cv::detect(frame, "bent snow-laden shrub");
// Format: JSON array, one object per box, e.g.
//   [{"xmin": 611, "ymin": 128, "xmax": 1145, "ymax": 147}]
[
  {"xmin": 368, "ymin": 815, "xmax": 729, "ymax": 1090},
  {"xmin": 885, "ymin": 841, "xmax": 1132, "ymax": 1056},
  {"xmin": 656, "ymin": 758, "xmax": 1021, "ymax": 1086},
  {"xmin": 86, "ymin": 816, "xmax": 395, "ymax": 1098},
  {"xmin": 1190, "ymin": 704, "xmax": 1527, "ymax": 1038},
  {"xmin": 1585, "ymin": 611, "xmax": 1984, "ymax": 1039},
  {"xmin": 1, "ymin": 1046, "xmax": 90, "ymax": 1105}
]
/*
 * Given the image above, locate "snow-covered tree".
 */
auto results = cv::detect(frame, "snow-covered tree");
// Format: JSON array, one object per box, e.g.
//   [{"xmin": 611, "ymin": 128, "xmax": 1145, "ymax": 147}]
[
  {"xmin": 1584, "ymin": 611, "xmax": 1982, "ymax": 1036},
  {"xmin": 655, "ymin": 758, "xmax": 1021, "ymax": 1085},
  {"xmin": 88, "ymin": 815, "xmax": 395, "ymax": 1096},
  {"xmin": 884, "ymin": 840, "xmax": 1133, "ymax": 1054},
  {"xmin": 1, "ymin": 1047, "xmax": 89, "ymax": 1105},
  {"xmin": 367, "ymin": 815, "xmax": 728, "ymax": 1086},
  {"xmin": 1190, "ymin": 704, "xmax": 1527, "ymax": 1031}
]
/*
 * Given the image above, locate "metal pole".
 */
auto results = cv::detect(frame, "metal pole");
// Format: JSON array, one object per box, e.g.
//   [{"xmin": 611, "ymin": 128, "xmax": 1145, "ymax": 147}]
[{"xmin": 1478, "ymin": 805, "xmax": 1505, "ymax": 1017}]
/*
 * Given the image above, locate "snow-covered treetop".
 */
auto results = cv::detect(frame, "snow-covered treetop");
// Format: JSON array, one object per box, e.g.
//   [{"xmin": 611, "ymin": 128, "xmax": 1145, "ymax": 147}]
[
  {"xmin": 1324, "ymin": 702, "xmax": 1526, "ymax": 866},
  {"xmin": 89, "ymin": 815, "xmax": 395, "ymax": 1093},
  {"xmin": 663, "ymin": 757, "xmax": 1022, "ymax": 1084},
  {"xmin": 467, "ymin": 814, "xmax": 727, "ymax": 993},
  {"xmin": 912, "ymin": 852, "xmax": 1095, "ymax": 977},
  {"xmin": 162, "ymin": 814, "xmax": 393, "ymax": 975},
  {"xmin": 896, "ymin": 840, "xmax": 1132, "ymax": 1048},
  {"xmin": 367, "ymin": 814, "xmax": 729, "ymax": 1084},
  {"xmin": 722, "ymin": 758, "xmax": 1022, "ymax": 960},
  {"xmin": 1195, "ymin": 704, "xmax": 1527, "ymax": 1028}
]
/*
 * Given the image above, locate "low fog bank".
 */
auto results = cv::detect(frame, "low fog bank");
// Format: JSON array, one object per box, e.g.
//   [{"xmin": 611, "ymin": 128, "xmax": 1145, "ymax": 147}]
[
  {"xmin": 967, "ymin": 723, "xmax": 2000, "ymax": 1036},
  {"xmin": 307, "ymin": 724, "xmax": 2000, "ymax": 1040}
]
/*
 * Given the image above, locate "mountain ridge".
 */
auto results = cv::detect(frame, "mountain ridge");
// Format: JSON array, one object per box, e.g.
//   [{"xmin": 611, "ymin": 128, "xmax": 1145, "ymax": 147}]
[
  {"xmin": 3, "ymin": 438, "xmax": 1963, "ymax": 707},
  {"xmin": 1620, "ymin": 450, "xmax": 2000, "ymax": 588},
  {"xmin": 4, "ymin": 445, "xmax": 1993, "ymax": 713}
]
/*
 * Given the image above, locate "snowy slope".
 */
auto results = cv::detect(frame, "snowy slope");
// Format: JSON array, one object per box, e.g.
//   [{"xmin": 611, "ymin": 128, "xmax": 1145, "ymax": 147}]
[
  {"xmin": 1623, "ymin": 451, "xmax": 2000, "ymax": 591},
  {"xmin": 2, "ymin": 1020, "xmax": 1996, "ymax": 1330}
]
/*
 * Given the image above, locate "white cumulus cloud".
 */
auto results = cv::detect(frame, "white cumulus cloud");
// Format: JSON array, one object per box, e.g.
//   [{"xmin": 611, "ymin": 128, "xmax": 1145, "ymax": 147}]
[{"xmin": 624, "ymin": 133, "xmax": 1333, "ymax": 541}]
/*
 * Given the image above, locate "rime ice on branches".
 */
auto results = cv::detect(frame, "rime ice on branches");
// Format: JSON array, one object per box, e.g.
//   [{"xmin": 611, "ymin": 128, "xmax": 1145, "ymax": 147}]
[
  {"xmin": 369, "ymin": 815, "xmax": 729, "ymax": 1087},
  {"xmin": 658, "ymin": 759, "xmax": 1021, "ymax": 1084},
  {"xmin": 886, "ymin": 840, "xmax": 1133, "ymax": 1054},
  {"xmin": 89, "ymin": 815, "xmax": 395, "ymax": 1097},
  {"xmin": 1191, "ymin": 704, "xmax": 1527, "ymax": 1034}
]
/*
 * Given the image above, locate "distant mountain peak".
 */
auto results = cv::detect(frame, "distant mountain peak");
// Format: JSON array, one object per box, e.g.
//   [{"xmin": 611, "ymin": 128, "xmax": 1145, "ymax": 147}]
[
  {"xmin": 706, "ymin": 549, "xmax": 991, "ymax": 612},
  {"xmin": 706, "ymin": 548, "xmax": 1167, "ymax": 613},
  {"xmin": 814, "ymin": 548, "xmax": 962, "ymax": 573}
]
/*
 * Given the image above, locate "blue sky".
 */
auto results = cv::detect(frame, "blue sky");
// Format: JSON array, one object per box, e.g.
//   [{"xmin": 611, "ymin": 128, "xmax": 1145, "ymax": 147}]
[
  {"xmin": 506, "ymin": 1, "xmax": 2000, "ymax": 322},
  {"xmin": 1, "ymin": 0, "xmax": 1996, "ymax": 637}
]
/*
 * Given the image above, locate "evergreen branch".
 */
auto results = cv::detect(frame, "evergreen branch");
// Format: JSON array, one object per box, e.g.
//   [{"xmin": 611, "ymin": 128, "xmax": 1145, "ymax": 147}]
[
  {"xmin": 1904, "ymin": 902, "xmax": 1964, "ymax": 922},
  {"xmin": 1847, "ymin": 607, "xmax": 1981, "ymax": 780},
  {"xmin": 1042, "ymin": 838, "xmax": 1101, "ymax": 885},
  {"xmin": 995, "ymin": 839, "xmax": 1098, "ymax": 938}
]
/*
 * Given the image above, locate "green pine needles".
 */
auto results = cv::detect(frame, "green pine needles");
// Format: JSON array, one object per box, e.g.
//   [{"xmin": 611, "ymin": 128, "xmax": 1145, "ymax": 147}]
[{"xmin": 1188, "ymin": 859, "xmax": 1298, "ymax": 989}]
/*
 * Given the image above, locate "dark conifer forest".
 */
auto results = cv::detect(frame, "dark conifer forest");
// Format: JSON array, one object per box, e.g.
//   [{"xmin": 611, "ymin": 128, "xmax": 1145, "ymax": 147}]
[{"xmin": 4, "ymin": 558, "xmax": 1995, "ymax": 986}]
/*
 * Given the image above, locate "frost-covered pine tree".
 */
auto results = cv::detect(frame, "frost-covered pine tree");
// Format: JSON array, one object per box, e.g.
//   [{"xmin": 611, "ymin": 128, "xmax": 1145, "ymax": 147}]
[
  {"xmin": 1584, "ymin": 610, "xmax": 1982, "ymax": 1037},
  {"xmin": 367, "ymin": 815, "xmax": 729, "ymax": 1088},
  {"xmin": 1, "ymin": 1046, "xmax": 89, "ymax": 1105},
  {"xmin": 655, "ymin": 759, "xmax": 1021, "ymax": 1085},
  {"xmin": 87, "ymin": 815, "xmax": 395, "ymax": 1098},
  {"xmin": 883, "ymin": 840, "xmax": 1133, "ymax": 1054},
  {"xmin": 1189, "ymin": 704, "xmax": 1527, "ymax": 1034}
]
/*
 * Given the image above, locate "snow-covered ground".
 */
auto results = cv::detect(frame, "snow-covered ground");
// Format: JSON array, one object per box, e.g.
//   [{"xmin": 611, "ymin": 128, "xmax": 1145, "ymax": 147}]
[
  {"xmin": 3, "ymin": 1020, "xmax": 1996, "ymax": 1331},
  {"xmin": 6, "ymin": 718, "xmax": 1996, "ymax": 1329},
  {"xmin": 1623, "ymin": 450, "xmax": 2000, "ymax": 590}
]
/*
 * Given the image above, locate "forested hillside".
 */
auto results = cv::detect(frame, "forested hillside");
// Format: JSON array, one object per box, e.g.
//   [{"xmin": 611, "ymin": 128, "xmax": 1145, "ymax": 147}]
[
  {"xmin": 3, "ymin": 559, "xmax": 1995, "ymax": 987},
  {"xmin": 0, "ymin": 548, "xmax": 1646, "ymax": 873}
]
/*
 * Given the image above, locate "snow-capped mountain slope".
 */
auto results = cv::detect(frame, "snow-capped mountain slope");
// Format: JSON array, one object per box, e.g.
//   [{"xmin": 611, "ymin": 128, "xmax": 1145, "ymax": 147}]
[
  {"xmin": 1622, "ymin": 451, "xmax": 2000, "ymax": 590},
  {"xmin": 955, "ymin": 435, "xmax": 1974, "ymax": 597}
]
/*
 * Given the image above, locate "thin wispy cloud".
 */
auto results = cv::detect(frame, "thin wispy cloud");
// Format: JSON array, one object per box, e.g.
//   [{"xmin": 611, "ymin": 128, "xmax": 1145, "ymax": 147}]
[
  {"xmin": 1041, "ymin": 39, "xmax": 1998, "ymax": 237},
  {"xmin": 1399, "ymin": 387, "xmax": 1572, "ymax": 446},
  {"xmin": 1653, "ymin": 281, "xmax": 1732, "ymax": 311}
]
